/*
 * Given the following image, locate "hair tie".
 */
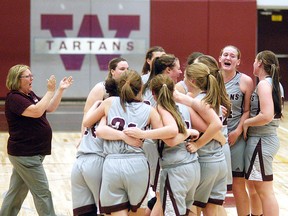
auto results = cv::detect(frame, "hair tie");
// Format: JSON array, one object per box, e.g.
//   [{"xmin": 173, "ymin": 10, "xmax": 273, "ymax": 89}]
[
  {"xmin": 126, "ymin": 80, "xmax": 130, "ymax": 85},
  {"xmin": 162, "ymin": 83, "xmax": 167, "ymax": 87},
  {"xmin": 207, "ymin": 73, "xmax": 210, "ymax": 78}
]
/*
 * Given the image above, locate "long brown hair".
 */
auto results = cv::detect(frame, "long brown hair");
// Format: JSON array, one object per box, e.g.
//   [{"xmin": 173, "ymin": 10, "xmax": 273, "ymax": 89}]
[
  {"xmin": 143, "ymin": 54, "xmax": 178, "ymax": 94},
  {"xmin": 117, "ymin": 70, "xmax": 142, "ymax": 111},
  {"xmin": 150, "ymin": 74, "xmax": 186, "ymax": 134},
  {"xmin": 185, "ymin": 62, "xmax": 221, "ymax": 114},
  {"xmin": 107, "ymin": 57, "xmax": 128, "ymax": 79},
  {"xmin": 196, "ymin": 55, "xmax": 231, "ymax": 117},
  {"xmin": 141, "ymin": 46, "xmax": 165, "ymax": 75},
  {"xmin": 256, "ymin": 50, "xmax": 282, "ymax": 117}
]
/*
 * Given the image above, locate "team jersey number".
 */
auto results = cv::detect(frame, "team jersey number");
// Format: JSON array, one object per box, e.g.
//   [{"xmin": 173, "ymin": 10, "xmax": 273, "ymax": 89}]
[
  {"xmin": 84, "ymin": 123, "xmax": 97, "ymax": 138},
  {"xmin": 110, "ymin": 117, "xmax": 137, "ymax": 131}
]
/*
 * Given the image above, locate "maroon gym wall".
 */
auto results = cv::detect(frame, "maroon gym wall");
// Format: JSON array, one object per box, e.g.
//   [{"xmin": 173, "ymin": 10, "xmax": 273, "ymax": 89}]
[
  {"xmin": 150, "ymin": 0, "xmax": 209, "ymax": 68},
  {"xmin": 0, "ymin": 0, "xmax": 30, "ymax": 99},
  {"xmin": 208, "ymin": 0, "xmax": 257, "ymax": 77},
  {"xmin": 150, "ymin": 0, "xmax": 257, "ymax": 81},
  {"xmin": 0, "ymin": 0, "xmax": 257, "ymax": 100}
]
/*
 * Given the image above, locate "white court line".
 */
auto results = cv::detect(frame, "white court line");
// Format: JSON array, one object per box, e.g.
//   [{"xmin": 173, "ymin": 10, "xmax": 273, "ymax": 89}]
[
  {"xmin": 47, "ymin": 111, "xmax": 82, "ymax": 114},
  {"xmin": 1, "ymin": 111, "xmax": 82, "ymax": 114},
  {"xmin": 279, "ymin": 126, "xmax": 288, "ymax": 133}
]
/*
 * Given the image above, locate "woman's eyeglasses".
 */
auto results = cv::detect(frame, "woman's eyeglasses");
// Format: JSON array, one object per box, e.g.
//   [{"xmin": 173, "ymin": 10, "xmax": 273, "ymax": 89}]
[{"xmin": 20, "ymin": 74, "xmax": 34, "ymax": 79}]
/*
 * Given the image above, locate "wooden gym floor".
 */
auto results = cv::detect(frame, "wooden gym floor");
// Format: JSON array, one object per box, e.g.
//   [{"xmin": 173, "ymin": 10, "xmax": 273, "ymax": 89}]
[{"xmin": 0, "ymin": 102, "xmax": 288, "ymax": 215}]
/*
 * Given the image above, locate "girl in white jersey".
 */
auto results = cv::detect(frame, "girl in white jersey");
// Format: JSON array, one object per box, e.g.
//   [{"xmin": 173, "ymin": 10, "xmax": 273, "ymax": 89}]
[
  {"xmin": 219, "ymin": 45, "xmax": 256, "ymax": 216},
  {"xmin": 175, "ymin": 51, "xmax": 203, "ymax": 95},
  {"xmin": 125, "ymin": 74, "xmax": 204, "ymax": 215},
  {"xmin": 71, "ymin": 80, "xmax": 142, "ymax": 216},
  {"xmin": 142, "ymin": 54, "xmax": 182, "ymax": 216},
  {"xmin": 83, "ymin": 70, "xmax": 195, "ymax": 216},
  {"xmin": 81, "ymin": 57, "xmax": 129, "ymax": 134},
  {"xmin": 149, "ymin": 74, "xmax": 201, "ymax": 216},
  {"xmin": 194, "ymin": 55, "xmax": 232, "ymax": 216},
  {"xmin": 243, "ymin": 50, "xmax": 283, "ymax": 216},
  {"xmin": 140, "ymin": 48, "xmax": 166, "ymax": 214},
  {"xmin": 141, "ymin": 46, "xmax": 165, "ymax": 83},
  {"xmin": 179, "ymin": 62, "xmax": 227, "ymax": 215}
]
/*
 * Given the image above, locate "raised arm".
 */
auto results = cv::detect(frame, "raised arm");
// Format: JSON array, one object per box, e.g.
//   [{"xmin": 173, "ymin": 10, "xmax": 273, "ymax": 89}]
[
  {"xmin": 22, "ymin": 75, "xmax": 56, "ymax": 118},
  {"xmin": 47, "ymin": 76, "xmax": 73, "ymax": 112},
  {"xmin": 83, "ymin": 97, "xmax": 113, "ymax": 128},
  {"xmin": 81, "ymin": 82, "xmax": 106, "ymax": 134},
  {"xmin": 84, "ymin": 82, "xmax": 106, "ymax": 114},
  {"xmin": 173, "ymin": 89, "xmax": 194, "ymax": 107},
  {"xmin": 186, "ymin": 100, "xmax": 224, "ymax": 152},
  {"xmin": 190, "ymin": 106, "xmax": 225, "ymax": 145}
]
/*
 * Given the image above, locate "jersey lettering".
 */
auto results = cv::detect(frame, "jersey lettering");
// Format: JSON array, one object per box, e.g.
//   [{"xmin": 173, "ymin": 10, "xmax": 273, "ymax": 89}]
[
  {"xmin": 230, "ymin": 93, "xmax": 240, "ymax": 101},
  {"xmin": 250, "ymin": 93, "xmax": 256, "ymax": 102}
]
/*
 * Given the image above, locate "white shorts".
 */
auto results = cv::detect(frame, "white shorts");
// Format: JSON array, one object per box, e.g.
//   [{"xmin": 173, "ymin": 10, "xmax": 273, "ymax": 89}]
[
  {"xmin": 71, "ymin": 154, "xmax": 104, "ymax": 215},
  {"xmin": 245, "ymin": 136, "xmax": 279, "ymax": 181},
  {"xmin": 100, "ymin": 154, "xmax": 149, "ymax": 214}
]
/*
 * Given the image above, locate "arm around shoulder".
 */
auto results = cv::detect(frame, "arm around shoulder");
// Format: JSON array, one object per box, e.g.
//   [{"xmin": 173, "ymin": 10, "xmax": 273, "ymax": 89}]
[
  {"xmin": 83, "ymin": 97, "xmax": 113, "ymax": 128},
  {"xmin": 84, "ymin": 82, "xmax": 106, "ymax": 114},
  {"xmin": 123, "ymin": 106, "xmax": 178, "ymax": 140}
]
